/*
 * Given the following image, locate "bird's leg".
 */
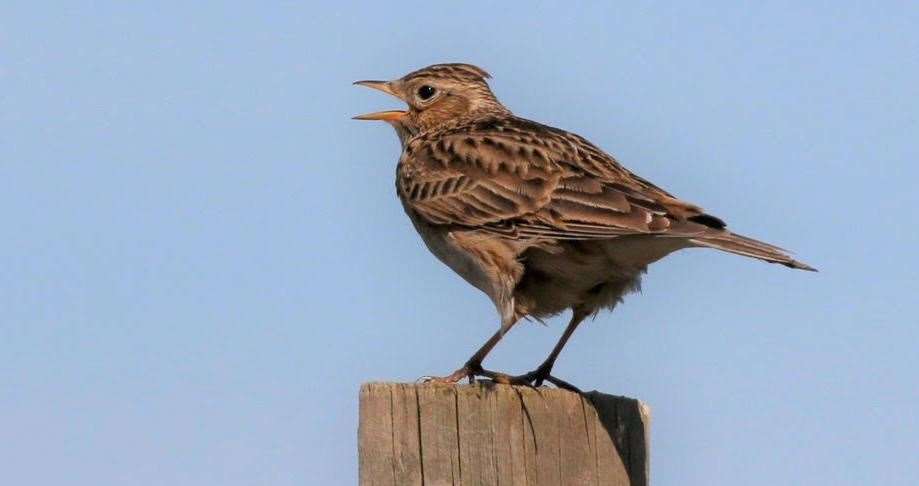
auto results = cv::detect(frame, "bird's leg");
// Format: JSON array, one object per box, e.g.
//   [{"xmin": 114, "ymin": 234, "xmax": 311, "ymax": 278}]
[
  {"xmin": 421, "ymin": 318, "xmax": 518, "ymax": 384},
  {"xmin": 531, "ymin": 310, "xmax": 588, "ymax": 383},
  {"xmin": 489, "ymin": 309, "xmax": 589, "ymax": 392}
]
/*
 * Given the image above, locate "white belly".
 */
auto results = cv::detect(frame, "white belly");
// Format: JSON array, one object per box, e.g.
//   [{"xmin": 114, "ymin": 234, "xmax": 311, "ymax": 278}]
[{"xmin": 403, "ymin": 206, "xmax": 493, "ymax": 296}]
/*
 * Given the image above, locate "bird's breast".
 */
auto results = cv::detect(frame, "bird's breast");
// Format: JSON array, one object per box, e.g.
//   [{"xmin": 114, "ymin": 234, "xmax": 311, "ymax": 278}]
[{"xmin": 398, "ymin": 200, "xmax": 493, "ymax": 295}]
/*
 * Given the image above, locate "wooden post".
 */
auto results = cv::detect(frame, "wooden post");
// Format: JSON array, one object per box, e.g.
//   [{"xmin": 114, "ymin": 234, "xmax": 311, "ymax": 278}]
[{"xmin": 358, "ymin": 383, "xmax": 650, "ymax": 486}]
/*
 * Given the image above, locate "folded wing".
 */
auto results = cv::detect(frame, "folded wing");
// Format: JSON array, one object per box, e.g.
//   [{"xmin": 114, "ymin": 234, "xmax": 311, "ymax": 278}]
[{"xmin": 397, "ymin": 117, "xmax": 814, "ymax": 270}]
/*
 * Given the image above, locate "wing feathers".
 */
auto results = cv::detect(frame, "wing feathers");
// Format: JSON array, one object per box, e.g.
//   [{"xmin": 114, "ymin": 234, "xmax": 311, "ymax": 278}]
[
  {"xmin": 398, "ymin": 116, "xmax": 812, "ymax": 272},
  {"xmin": 552, "ymin": 186, "xmax": 631, "ymax": 213}
]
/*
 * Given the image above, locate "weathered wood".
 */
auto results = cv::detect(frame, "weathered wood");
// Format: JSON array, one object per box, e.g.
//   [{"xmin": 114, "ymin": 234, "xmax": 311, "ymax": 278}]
[
  {"xmin": 359, "ymin": 383, "xmax": 650, "ymax": 486},
  {"xmin": 392, "ymin": 383, "xmax": 423, "ymax": 485}
]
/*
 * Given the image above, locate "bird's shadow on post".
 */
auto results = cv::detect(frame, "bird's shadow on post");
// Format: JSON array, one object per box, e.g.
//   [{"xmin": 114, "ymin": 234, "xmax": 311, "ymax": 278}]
[{"xmin": 584, "ymin": 390, "xmax": 650, "ymax": 486}]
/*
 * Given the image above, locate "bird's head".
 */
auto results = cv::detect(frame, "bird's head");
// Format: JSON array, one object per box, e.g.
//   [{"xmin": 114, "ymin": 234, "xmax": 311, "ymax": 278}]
[{"xmin": 353, "ymin": 63, "xmax": 508, "ymax": 135}]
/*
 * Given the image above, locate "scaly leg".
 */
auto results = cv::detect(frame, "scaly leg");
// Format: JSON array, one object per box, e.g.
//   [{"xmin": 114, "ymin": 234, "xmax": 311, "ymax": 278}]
[
  {"xmin": 485, "ymin": 309, "xmax": 589, "ymax": 392},
  {"xmin": 422, "ymin": 318, "xmax": 519, "ymax": 384}
]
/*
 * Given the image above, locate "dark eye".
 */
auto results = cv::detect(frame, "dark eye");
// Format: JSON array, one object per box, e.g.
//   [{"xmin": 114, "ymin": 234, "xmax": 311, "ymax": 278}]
[{"xmin": 417, "ymin": 85, "xmax": 437, "ymax": 100}]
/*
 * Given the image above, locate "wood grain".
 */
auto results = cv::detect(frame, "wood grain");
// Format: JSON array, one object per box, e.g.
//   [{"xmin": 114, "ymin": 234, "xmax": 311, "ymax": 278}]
[{"xmin": 359, "ymin": 383, "xmax": 649, "ymax": 486}]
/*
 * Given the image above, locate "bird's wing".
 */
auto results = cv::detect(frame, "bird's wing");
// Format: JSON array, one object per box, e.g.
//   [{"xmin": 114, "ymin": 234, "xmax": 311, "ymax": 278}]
[
  {"xmin": 398, "ymin": 117, "xmax": 718, "ymax": 240},
  {"xmin": 399, "ymin": 117, "xmax": 815, "ymax": 270}
]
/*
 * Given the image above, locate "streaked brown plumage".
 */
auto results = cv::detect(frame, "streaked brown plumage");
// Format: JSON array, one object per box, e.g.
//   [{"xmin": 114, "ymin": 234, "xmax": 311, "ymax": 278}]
[{"xmin": 355, "ymin": 63, "xmax": 814, "ymax": 389}]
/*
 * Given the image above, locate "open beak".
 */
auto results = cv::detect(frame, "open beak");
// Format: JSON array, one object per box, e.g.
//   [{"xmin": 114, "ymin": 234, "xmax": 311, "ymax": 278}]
[{"xmin": 353, "ymin": 79, "xmax": 407, "ymax": 121}]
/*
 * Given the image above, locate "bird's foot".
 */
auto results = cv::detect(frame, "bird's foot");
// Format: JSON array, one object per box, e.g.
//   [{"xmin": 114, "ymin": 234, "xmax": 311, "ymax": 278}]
[
  {"xmin": 477, "ymin": 365, "xmax": 582, "ymax": 393},
  {"xmin": 417, "ymin": 361, "xmax": 489, "ymax": 385},
  {"xmin": 418, "ymin": 362, "xmax": 581, "ymax": 393}
]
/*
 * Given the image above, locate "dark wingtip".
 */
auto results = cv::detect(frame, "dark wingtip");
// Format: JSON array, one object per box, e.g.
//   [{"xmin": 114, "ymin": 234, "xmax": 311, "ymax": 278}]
[{"xmin": 688, "ymin": 213, "xmax": 727, "ymax": 229}]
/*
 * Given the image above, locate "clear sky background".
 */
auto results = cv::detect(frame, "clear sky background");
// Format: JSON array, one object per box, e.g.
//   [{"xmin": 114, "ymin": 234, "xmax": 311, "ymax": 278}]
[{"xmin": 2, "ymin": 2, "xmax": 917, "ymax": 485}]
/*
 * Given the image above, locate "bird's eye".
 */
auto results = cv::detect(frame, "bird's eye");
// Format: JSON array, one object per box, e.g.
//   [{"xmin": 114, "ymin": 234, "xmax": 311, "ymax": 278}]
[{"xmin": 417, "ymin": 85, "xmax": 437, "ymax": 100}]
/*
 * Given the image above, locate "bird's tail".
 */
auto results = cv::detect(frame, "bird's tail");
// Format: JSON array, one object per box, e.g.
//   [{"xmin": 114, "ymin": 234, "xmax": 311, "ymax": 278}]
[{"xmin": 690, "ymin": 231, "xmax": 816, "ymax": 271}]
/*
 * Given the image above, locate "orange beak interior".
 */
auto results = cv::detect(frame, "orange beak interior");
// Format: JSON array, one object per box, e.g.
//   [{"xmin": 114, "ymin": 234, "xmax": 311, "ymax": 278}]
[{"xmin": 352, "ymin": 110, "xmax": 406, "ymax": 121}]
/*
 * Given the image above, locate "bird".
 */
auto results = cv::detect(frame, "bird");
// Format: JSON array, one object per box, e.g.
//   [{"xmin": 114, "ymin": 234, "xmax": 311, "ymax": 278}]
[{"xmin": 353, "ymin": 63, "xmax": 814, "ymax": 390}]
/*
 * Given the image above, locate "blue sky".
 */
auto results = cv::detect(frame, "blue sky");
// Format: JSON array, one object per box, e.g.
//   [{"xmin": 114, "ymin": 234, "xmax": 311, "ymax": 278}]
[{"xmin": 1, "ymin": 2, "xmax": 917, "ymax": 485}]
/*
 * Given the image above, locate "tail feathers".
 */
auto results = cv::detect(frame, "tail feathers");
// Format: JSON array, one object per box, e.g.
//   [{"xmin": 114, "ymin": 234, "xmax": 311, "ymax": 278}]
[{"xmin": 690, "ymin": 231, "xmax": 817, "ymax": 272}]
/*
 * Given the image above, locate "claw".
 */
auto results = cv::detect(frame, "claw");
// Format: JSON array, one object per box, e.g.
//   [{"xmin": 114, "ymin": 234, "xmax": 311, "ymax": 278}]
[
  {"xmin": 417, "ymin": 362, "xmax": 481, "ymax": 385},
  {"xmin": 418, "ymin": 363, "xmax": 581, "ymax": 393},
  {"xmin": 482, "ymin": 367, "xmax": 582, "ymax": 393},
  {"xmin": 543, "ymin": 375, "xmax": 582, "ymax": 393}
]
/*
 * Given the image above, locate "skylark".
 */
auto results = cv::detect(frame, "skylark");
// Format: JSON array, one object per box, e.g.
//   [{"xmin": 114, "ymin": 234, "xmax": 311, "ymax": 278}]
[{"xmin": 354, "ymin": 63, "xmax": 814, "ymax": 389}]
